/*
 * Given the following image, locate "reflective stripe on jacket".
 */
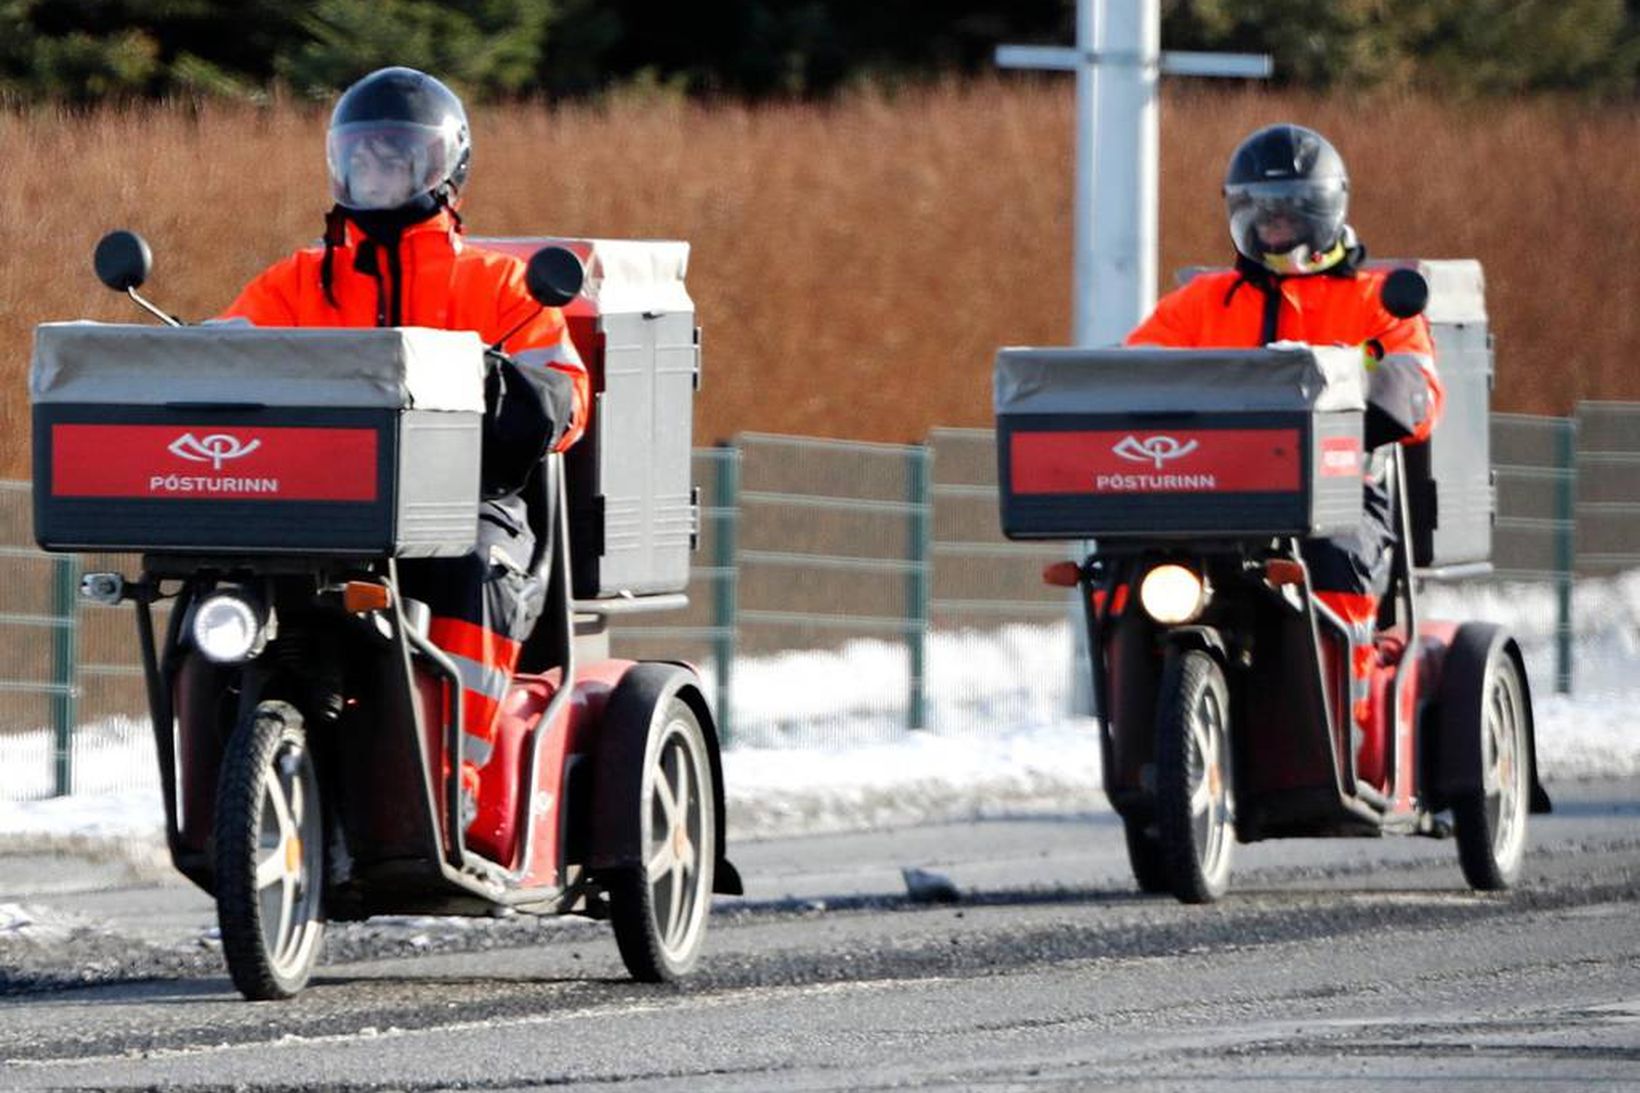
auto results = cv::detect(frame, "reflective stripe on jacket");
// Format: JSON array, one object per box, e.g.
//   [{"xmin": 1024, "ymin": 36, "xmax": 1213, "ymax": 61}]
[
  {"xmin": 222, "ymin": 209, "xmax": 589, "ymax": 451},
  {"xmin": 1125, "ymin": 263, "xmax": 1444, "ymax": 444}
]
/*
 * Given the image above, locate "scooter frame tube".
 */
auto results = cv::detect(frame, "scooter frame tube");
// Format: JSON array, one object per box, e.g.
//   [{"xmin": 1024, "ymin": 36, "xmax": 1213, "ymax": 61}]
[{"xmin": 396, "ymin": 456, "xmax": 581, "ymax": 897}]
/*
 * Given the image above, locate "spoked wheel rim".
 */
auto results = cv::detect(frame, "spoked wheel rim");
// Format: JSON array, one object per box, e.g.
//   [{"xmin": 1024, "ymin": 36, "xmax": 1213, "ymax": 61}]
[
  {"xmin": 1448, "ymin": 631, "xmax": 1534, "ymax": 892},
  {"xmin": 603, "ymin": 677, "xmax": 719, "ymax": 983},
  {"xmin": 1157, "ymin": 648, "xmax": 1235, "ymax": 903},
  {"xmin": 1186, "ymin": 682, "xmax": 1234, "ymax": 885},
  {"xmin": 642, "ymin": 715, "xmax": 712, "ymax": 963},
  {"xmin": 254, "ymin": 739, "xmax": 324, "ymax": 979},
  {"xmin": 217, "ymin": 701, "xmax": 326, "ymax": 1000},
  {"xmin": 1481, "ymin": 659, "xmax": 1528, "ymax": 868}
]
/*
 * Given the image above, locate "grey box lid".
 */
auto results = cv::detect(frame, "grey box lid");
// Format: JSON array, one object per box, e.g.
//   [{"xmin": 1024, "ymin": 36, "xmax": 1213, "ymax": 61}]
[
  {"xmin": 31, "ymin": 323, "xmax": 484, "ymax": 412},
  {"xmin": 995, "ymin": 344, "xmax": 1365, "ymax": 417}
]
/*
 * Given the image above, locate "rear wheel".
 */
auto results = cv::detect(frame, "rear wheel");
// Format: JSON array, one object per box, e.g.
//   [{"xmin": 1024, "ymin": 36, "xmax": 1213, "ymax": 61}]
[
  {"xmin": 605, "ymin": 696, "xmax": 716, "ymax": 982},
  {"xmin": 1155, "ymin": 648, "xmax": 1234, "ymax": 904},
  {"xmin": 1449, "ymin": 641, "xmax": 1530, "ymax": 890},
  {"xmin": 214, "ymin": 700, "xmax": 325, "ymax": 1000}
]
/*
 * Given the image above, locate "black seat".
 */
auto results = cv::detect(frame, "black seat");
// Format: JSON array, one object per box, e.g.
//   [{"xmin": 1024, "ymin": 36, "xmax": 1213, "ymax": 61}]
[{"xmin": 514, "ymin": 456, "xmax": 568, "ymax": 675}]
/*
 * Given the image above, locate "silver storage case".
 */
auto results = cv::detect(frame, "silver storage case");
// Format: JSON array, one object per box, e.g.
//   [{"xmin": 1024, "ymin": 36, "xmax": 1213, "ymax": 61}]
[
  {"xmin": 995, "ymin": 345, "xmax": 1367, "ymax": 541},
  {"xmin": 477, "ymin": 237, "xmax": 699, "ymax": 600},
  {"xmin": 1381, "ymin": 259, "xmax": 1494, "ymax": 569},
  {"xmin": 31, "ymin": 323, "xmax": 483, "ymax": 556}
]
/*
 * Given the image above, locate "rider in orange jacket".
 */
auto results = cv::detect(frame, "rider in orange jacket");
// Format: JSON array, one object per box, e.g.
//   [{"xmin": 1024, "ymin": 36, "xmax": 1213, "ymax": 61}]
[
  {"xmin": 223, "ymin": 67, "xmax": 588, "ymax": 827},
  {"xmin": 226, "ymin": 210, "xmax": 585, "ymax": 434},
  {"xmin": 1127, "ymin": 123, "xmax": 1444, "ymax": 733}
]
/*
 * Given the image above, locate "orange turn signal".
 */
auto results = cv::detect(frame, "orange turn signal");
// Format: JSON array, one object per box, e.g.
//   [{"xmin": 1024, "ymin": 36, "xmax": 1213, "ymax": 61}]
[
  {"xmin": 1042, "ymin": 561, "xmax": 1082, "ymax": 588},
  {"xmin": 1264, "ymin": 559, "xmax": 1306, "ymax": 587},
  {"xmin": 342, "ymin": 581, "xmax": 392, "ymax": 613}
]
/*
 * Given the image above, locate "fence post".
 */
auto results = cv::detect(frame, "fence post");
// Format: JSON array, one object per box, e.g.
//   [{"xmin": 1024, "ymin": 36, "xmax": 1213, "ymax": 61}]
[
  {"xmin": 1554, "ymin": 417, "xmax": 1576, "ymax": 695},
  {"xmin": 51, "ymin": 554, "xmax": 80, "ymax": 797},
  {"xmin": 711, "ymin": 443, "xmax": 740, "ymax": 745},
  {"xmin": 906, "ymin": 445, "xmax": 932, "ymax": 731}
]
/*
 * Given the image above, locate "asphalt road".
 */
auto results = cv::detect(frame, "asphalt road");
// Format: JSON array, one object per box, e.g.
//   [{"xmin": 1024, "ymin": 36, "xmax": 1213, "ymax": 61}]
[{"xmin": 2, "ymin": 777, "xmax": 1637, "ymax": 1091}]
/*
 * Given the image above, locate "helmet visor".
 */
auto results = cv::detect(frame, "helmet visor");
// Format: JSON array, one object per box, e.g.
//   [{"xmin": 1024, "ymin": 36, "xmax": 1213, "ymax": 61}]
[
  {"xmin": 327, "ymin": 120, "xmax": 462, "ymax": 211},
  {"xmin": 1226, "ymin": 178, "xmax": 1347, "ymax": 260}
]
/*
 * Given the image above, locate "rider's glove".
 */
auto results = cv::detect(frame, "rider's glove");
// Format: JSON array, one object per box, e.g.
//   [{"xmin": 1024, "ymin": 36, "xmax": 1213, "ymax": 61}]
[
  {"xmin": 1361, "ymin": 340, "xmax": 1431, "ymax": 449},
  {"xmin": 481, "ymin": 349, "xmax": 573, "ymax": 499}
]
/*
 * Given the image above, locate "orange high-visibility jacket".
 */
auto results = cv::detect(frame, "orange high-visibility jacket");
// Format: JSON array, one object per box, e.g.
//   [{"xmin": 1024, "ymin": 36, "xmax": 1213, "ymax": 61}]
[
  {"xmin": 223, "ymin": 209, "xmax": 588, "ymax": 450},
  {"xmin": 1126, "ymin": 261, "xmax": 1443, "ymax": 444}
]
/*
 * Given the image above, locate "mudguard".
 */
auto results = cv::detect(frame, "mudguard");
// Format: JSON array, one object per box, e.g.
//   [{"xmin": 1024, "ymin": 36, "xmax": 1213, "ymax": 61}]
[
  {"xmin": 589, "ymin": 661, "xmax": 743, "ymax": 895},
  {"xmin": 1428, "ymin": 622, "xmax": 1552, "ymax": 814},
  {"xmin": 1162, "ymin": 625, "xmax": 1229, "ymax": 665}
]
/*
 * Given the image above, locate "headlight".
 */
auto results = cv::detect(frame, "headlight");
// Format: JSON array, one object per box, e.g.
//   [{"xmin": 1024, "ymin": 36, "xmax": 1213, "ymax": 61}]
[
  {"xmin": 1139, "ymin": 564, "xmax": 1208, "ymax": 625},
  {"xmin": 191, "ymin": 592, "xmax": 266, "ymax": 664}
]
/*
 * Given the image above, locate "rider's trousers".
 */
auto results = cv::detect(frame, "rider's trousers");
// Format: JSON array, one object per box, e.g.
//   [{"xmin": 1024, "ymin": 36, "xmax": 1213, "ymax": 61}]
[{"xmin": 398, "ymin": 494, "xmax": 546, "ymax": 819}]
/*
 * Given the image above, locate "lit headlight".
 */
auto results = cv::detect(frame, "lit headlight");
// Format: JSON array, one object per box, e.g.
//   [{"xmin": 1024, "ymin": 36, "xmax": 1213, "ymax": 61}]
[
  {"xmin": 191, "ymin": 592, "xmax": 266, "ymax": 664},
  {"xmin": 1139, "ymin": 564, "xmax": 1208, "ymax": 625}
]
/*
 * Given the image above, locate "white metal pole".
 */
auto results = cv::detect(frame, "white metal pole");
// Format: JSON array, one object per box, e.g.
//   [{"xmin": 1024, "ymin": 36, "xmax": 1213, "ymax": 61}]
[
  {"xmin": 1087, "ymin": 0, "xmax": 1160, "ymax": 347},
  {"xmin": 1068, "ymin": 0, "xmax": 1108, "ymax": 719},
  {"xmin": 1072, "ymin": 0, "xmax": 1101, "ymax": 347}
]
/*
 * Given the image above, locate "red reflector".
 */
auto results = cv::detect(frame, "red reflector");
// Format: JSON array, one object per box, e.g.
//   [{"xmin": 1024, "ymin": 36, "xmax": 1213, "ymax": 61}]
[
  {"xmin": 1089, "ymin": 583, "xmax": 1131, "ymax": 616},
  {"xmin": 1265, "ymin": 559, "xmax": 1306, "ymax": 587},
  {"xmin": 1042, "ymin": 561, "xmax": 1082, "ymax": 587}
]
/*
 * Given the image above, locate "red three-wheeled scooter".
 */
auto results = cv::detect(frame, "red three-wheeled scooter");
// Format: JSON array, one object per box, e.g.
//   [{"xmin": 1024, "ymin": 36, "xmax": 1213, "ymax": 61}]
[
  {"xmin": 995, "ymin": 261, "xmax": 1550, "ymax": 904},
  {"xmin": 31, "ymin": 230, "xmax": 739, "ymax": 999}
]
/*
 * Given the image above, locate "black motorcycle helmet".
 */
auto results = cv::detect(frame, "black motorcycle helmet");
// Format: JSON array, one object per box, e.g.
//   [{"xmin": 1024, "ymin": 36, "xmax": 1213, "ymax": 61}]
[
  {"xmin": 326, "ymin": 67, "xmax": 471, "ymax": 214},
  {"xmin": 1223, "ymin": 124, "xmax": 1349, "ymax": 274}
]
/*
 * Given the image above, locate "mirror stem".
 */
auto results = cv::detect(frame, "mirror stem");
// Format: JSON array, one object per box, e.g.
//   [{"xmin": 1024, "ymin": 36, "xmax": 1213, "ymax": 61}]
[{"xmin": 128, "ymin": 288, "xmax": 184, "ymax": 327}]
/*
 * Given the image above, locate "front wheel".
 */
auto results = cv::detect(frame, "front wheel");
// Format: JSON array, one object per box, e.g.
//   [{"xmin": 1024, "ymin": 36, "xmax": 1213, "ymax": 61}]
[
  {"xmin": 214, "ymin": 700, "xmax": 325, "ymax": 1000},
  {"xmin": 1155, "ymin": 648, "xmax": 1235, "ymax": 904},
  {"xmin": 603, "ymin": 695, "xmax": 717, "ymax": 982},
  {"xmin": 1122, "ymin": 818, "xmax": 1170, "ymax": 894},
  {"xmin": 1446, "ymin": 635, "xmax": 1531, "ymax": 890}
]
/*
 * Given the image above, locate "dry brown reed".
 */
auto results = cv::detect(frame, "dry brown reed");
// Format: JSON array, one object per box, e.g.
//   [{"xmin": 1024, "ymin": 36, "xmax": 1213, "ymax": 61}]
[{"xmin": 1, "ymin": 82, "xmax": 1635, "ymax": 477}]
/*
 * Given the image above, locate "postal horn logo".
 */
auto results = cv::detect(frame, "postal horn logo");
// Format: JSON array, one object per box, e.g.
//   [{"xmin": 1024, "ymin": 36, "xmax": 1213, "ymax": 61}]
[
  {"xmin": 168, "ymin": 432, "xmax": 261, "ymax": 471},
  {"xmin": 1113, "ymin": 434, "xmax": 1199, "ymax": 469}
]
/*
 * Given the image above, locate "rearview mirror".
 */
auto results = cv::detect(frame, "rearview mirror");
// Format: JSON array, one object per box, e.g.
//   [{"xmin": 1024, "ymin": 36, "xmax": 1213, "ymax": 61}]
[
  {"xmin": 1380, "ymin": 267, "xmax": 1429, "ymax": 320},
  {"xmin": 525, "ymin": 246, "xmax": 585, "ymax": 309},
  {"xmin": 94, "ymin": 230, "xmax": 153, "ymax": 292}
]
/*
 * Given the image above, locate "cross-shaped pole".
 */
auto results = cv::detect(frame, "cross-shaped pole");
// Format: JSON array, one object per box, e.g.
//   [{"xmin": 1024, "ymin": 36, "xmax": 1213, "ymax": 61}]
[
  {"xmin": 998, "ymin": 0, "xmax": 1271, "ymax": 348},
  {"xmin": 999, "ymin": 1, "xmax": 1271, "ymax": 717}
]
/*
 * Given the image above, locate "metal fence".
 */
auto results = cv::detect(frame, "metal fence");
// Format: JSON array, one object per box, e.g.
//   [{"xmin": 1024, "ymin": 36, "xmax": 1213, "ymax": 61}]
[
  {"xmin": 1490, "ymin": 413, "xmax": 1578, "ymax": 693},
  {"xmin": 4, "ymin": 404, "xmax": 1635, "ymax": 800},
  {"xmin": 1571, "ymin": 403, "xmax": 1640, "ymax": 577},
  {"xmin": 614, "ymin": 433, "xmax": 1067, "ymax": 749}
]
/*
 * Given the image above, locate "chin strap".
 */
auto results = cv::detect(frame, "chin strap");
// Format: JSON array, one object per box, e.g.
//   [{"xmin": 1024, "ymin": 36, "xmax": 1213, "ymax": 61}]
[
  {"xmin": 440, "ymin": 184, "xmax": 463, "ymax": 233},
  {"xmin": 1260, "ymin": 236, "xmax": 1347, "ymax": 275},
  {"xmin": 1257, "ymin": 224, "xmax": 1362, "ymax": 276},
  {"xmin": 319, "ymin": 205, "xmax": 349, "ymax": 309}
]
